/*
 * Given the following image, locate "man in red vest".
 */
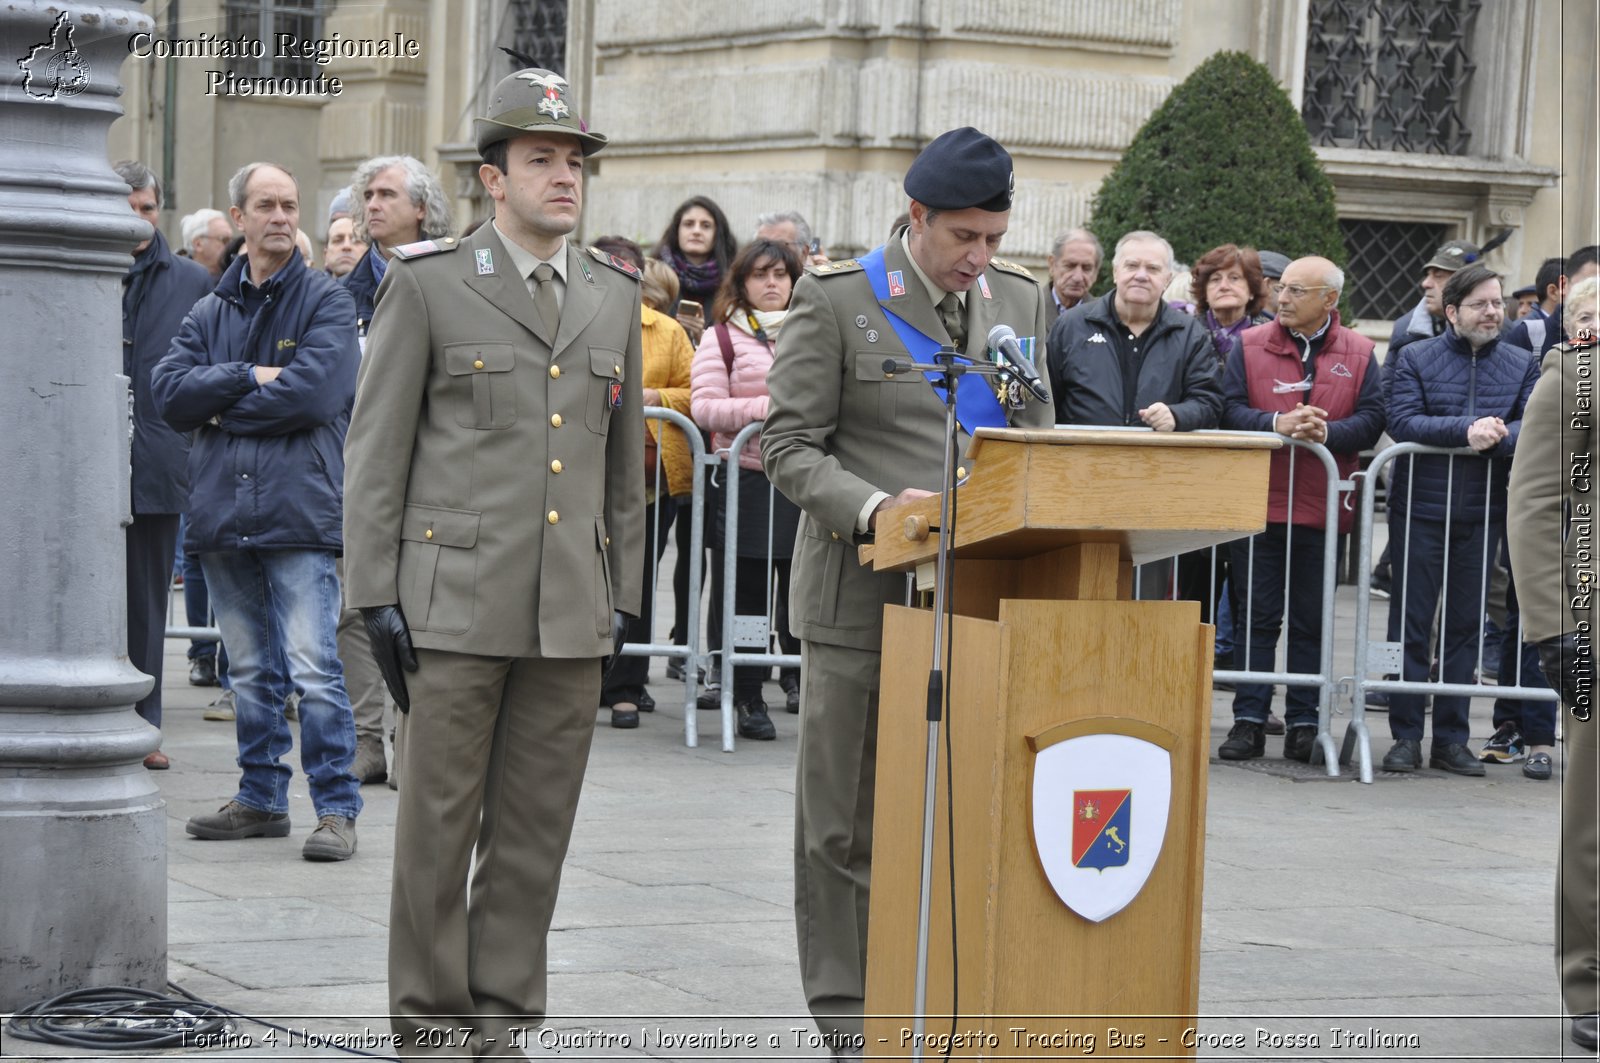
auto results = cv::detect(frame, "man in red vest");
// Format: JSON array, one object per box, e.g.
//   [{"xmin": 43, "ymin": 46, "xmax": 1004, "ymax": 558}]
[{"xmin": 1217, "ymin": 255, "xmax": 1386, "ymax": 762}]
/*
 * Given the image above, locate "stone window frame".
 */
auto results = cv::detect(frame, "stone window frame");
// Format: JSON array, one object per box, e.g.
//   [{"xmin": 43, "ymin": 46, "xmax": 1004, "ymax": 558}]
[{"xmin": 1261, "ymin": 0, "xmax": 1554, "ymax": 328}]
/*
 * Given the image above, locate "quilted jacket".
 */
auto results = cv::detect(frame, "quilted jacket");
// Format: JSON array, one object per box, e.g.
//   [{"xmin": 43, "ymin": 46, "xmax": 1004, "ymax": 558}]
[{"xmin": 1385, "ymin": 327, "xmax": 1539, "ymax": 523}]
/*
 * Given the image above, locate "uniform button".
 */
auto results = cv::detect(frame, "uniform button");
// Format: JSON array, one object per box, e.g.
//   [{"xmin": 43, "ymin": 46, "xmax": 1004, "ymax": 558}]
[
  {"xmin": 604, "ymin": 536, "xmax": 611, "ymax": 547},
  {"xmin": 550, "ymin": 365, "xmax": 561, "ymax": 379},
  {"xmin": 473, "ymin": 359, "xmax": 485, "ymax": 370},
  {"xmin": 550, "ymin": 459, "xmax": 563, "ymax": 473},
  {"xmin": 550, "ymin": 414, "xmax": 563, "ymax": 427},
  {"xmin": 547, "ymin": 510, "xmax": 559, "ymax": 525},
  {"xmin": 831, "ymin": 532, "xmax": 840, "ymax": 540},
  {"xmin": 425, "ymin": 529, "xmax": 433, "ymax": 540},
  {"xmin": 613, "ymin": 364, "xmax": 621, "ymax": 376},
  {"xmin": 957, "ymin": 466, "xmax": 967, "ymax": 479}
]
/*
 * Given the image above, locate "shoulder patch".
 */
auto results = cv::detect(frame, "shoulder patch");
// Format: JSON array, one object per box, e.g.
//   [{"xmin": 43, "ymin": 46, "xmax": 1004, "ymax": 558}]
[
  {"xmin": 391, "ymin": 237, "xmax": 458, "ymax": 261},
  {"xmin": 806, "ymin": 258, "xmax": 863, "ymax": 277},
  {"xmin": 989, "ymin": 257, "xmax": 1036, "ymax": 281},
  {"xmin": 588, "ymin": 245, "xmax": 641, "ymax": 280}
]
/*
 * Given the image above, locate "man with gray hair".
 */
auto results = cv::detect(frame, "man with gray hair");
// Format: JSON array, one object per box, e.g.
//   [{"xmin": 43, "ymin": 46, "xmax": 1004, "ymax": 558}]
[
  {"xmin": 756, "ymin": 209, "xmax": 828, "ymax": 265},
  {"xmin": 151, "ymin": 160, "xmax": 363, "ymax": 859},
  {"xmin": 1046, "ymin": 227, "xmax": 1102, "ymax": 317},
  {"xmin": 116, "ymin": 160, "xmax": 214, "ymax": 769},
  {"xmin": 336, "ymin": 155, "xmax": 452, "ymax": 783},
  {"xmin": 1045, "ymin": 229, "xmax": 1221, "ymax": 431},
  {"xmin": 180, "ymin": 207, "xmax": 233, "ymax": 279},
  {"xmin": 342, "ymin": 155, "xmax": 454, "ymax": 329},
  {"xmin": 1216, "ymin": 255, "xmax": 1384, "ymax": 763}
]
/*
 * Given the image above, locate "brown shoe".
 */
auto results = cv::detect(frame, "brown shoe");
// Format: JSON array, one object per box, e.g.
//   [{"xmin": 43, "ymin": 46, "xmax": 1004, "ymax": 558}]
[
  {"xmin": 303, "ymin": 815, "xmax": 357, "ymax": 861},
  {"xmin": 186, "ymin": 800, "xmax": 290, "ymax": 840},
  {"xmin": 143, "ymin": 750, "xmax": 170, "ymax": 770},
  {"xmin": 351, "ymin": 738, "xmax": 387, "ymax": 784},
  {"xmin": 1264, "ymin": 712, "xmax": 1286, "ymax": 736}
]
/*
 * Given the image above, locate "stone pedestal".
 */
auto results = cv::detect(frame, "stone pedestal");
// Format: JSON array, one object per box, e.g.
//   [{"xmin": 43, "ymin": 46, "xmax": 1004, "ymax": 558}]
[{"xmin": 0, "ymin": 0, "xmax": 167, "ymax": 1011}]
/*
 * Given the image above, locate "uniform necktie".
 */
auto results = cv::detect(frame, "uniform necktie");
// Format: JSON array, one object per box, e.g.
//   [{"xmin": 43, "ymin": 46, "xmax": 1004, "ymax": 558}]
[
  {"xmin": 937, "ymin": 291, "xmax": 966, "ymax": 351},
  {"xmin": 532, "ymin": 263, "xmax": 559, "ymax": 338}
]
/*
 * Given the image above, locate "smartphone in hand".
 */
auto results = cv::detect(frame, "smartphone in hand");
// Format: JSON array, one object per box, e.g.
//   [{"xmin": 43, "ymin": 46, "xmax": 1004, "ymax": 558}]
[{"xmin": 678, "ymin": 299, "xmax": 704, "ymax": 323}]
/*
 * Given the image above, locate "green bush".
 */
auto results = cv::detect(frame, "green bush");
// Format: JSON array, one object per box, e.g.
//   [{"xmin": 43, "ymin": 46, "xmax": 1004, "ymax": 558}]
[{"xmin": 1088, "ymin": 50, "xmax": 1345, "ymax": 291}]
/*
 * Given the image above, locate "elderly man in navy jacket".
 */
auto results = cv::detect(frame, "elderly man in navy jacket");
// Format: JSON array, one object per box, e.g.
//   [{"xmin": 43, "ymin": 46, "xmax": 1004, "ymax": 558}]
[
  {"xmin": 116, "ymin": 161, "xmax": 213, "ymax": 771},
  {"xmin": 152, "ymin": 161, "xmax": 363, "ymax": 861},
  {"xmin": 1380, "ymin": 264, "xmax": 1544, "ymax": 777}
]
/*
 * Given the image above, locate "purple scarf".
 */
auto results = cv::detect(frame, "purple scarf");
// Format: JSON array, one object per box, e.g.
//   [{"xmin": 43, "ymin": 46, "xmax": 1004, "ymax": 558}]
[
  {"xmin": 1203, "ymin": 308, "xmax": 1254, "ymax": 361},
  {"xmin": 659, "ymin": 245, "xmax": 722, "ymax": 303}
]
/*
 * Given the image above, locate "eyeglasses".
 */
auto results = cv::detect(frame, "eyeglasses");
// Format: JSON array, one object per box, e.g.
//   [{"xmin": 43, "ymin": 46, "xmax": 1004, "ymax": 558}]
[
  {"xmin": 1270, "ymin": 283, "xmax": 1334, "ymax": 299},
  {"xmin": 1460, "ymin": 299, "xmax": 1505, "ymax": 313}
]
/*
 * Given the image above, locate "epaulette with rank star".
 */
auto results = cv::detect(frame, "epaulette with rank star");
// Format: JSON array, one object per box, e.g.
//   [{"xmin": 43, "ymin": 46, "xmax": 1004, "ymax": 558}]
[
  {"xmin": 988, "ymin": 257, "xmax": 1036, "ymax": 281},
  {"xmin": 587, "ymin": 245, "xmax": 640, "ymax": 280},
  {"xmin": 806, "ymin": 259, "xmax": 862, "ymax": 277},
  {"xmin": 390, "ymin": 236, "xmax": 459, "ymax": 260}
]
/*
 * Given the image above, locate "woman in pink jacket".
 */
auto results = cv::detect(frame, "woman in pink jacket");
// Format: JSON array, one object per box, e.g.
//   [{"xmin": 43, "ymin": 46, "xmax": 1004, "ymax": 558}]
[{"xmin": 690, "ymin": 239, "xmax": 803, "ymax": 741}]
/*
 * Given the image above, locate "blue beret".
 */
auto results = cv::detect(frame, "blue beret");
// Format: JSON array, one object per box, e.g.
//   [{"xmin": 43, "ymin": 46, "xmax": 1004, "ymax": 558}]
[{"xmin": 904, "ymin": 127, "xmax": 1014, "ymax": 213}]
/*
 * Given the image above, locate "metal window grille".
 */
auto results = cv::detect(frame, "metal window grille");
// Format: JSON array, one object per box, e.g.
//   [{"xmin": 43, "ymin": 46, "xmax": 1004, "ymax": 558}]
[
  {"xmin": 224, "ymin": 0, "xmax": 323, "ymax": 80},
  {"xmin": 1302, "ymin": 0, "xmax": 1480, "ymax": 155},
  {"xmin": 508, "ymin": 0, "xmax": 566, "ymax": 74},
  {"xmin": 1339, "ymin": 218, "xmax": 1449, "ymax": 322}
]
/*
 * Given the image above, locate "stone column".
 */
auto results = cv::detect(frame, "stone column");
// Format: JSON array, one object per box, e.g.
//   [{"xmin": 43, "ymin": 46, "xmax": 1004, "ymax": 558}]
[{"xmin": 0, "ymin": 0, "xmax": 167, "ymax": 1010}]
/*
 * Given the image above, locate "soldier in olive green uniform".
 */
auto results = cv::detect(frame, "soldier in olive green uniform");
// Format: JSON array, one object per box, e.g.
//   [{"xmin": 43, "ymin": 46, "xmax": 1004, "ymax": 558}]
[
  {"xmin": 761, "ymin": 127, "xmax": 1053, "ymax": 1056},
  {"xmin": 1507, "ymin": 276, "xmax": 1600, "ymax": 1052},
  {"xmin": 341, "ymin": 70, "xmax": 644, "ymax": 1059}
]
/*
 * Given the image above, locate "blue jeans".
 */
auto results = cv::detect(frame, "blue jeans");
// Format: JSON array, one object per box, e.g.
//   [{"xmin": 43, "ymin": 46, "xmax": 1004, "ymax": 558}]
[
  {"xmin": 200, "ymin": 549, "xmax": 361, "ymax": 820},
  {"xmin": 1229, "ymin": 523, "xmax": 1326, "ymax": 729}
]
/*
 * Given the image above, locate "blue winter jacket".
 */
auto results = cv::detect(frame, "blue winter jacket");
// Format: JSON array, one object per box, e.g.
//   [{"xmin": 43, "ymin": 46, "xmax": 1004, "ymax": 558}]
[
  {"xmin": 1385, "ymin": 328, "xmax": 1538, "ymax": 524},
  {"xmin": 150, "ymin": 252, "xmax": 359, "ymax": 554}
]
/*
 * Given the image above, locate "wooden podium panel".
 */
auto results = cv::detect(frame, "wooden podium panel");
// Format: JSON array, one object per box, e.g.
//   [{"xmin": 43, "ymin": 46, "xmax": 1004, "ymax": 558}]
[{"xmin": 865, "ymin": 597, "xmax": 1212, "ymax": 1059}]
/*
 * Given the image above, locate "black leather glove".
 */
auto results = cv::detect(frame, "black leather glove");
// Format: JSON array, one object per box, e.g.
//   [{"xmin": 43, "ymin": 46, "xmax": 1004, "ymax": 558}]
[
  {"xmin": 601, "ymin": 610, "xmax": 630, "ymax": 681},
  {"xmin": 362, "ymin": 604, "xmax": 418, "ymax": 714},
  {"xmin": 1536, "ymin": 633, "xmax": 1592, "ymax": 720}
]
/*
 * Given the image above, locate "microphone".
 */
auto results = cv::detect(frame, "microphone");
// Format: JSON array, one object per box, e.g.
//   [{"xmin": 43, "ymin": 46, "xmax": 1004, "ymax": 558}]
[{"xmin": 986, "ymin": 324, "xmax": 1049, "ymax": 402}]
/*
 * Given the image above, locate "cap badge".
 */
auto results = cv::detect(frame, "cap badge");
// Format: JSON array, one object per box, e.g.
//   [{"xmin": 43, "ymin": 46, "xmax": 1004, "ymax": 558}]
[{"xmin": 517, "ymin": 69, "xmax": 571, "ymax": 119}]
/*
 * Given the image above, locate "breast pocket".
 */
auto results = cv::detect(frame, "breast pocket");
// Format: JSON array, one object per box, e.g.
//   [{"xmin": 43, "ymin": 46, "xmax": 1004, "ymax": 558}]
[
  {"xmin": 444, "ymin": 343, "xmax": 517, "ymax": 429},
  {"xmin": 586, "ymin": 345, "xmax": 625, "ymax": 434},
  {"xmin": 852, "ymin": 351, "xmax": 913, "ymax": 427}
]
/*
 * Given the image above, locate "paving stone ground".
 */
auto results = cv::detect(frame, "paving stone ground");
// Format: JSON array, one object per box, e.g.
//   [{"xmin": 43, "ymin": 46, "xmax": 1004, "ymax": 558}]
[{"xmin": 0, "ymin": 559, "xmax": 1572, "ymax": 1062}]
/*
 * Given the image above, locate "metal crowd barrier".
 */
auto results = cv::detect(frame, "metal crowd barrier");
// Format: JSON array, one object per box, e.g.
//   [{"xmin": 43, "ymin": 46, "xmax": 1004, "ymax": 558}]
[
  {"xmin": 1344, "ymin": 441, "xmax": 1559, "ymax": 783},
  {"xmin": 621, "ymin": 406, "xmax": 714, "ymax": 747},
  {"xmin": 1067, "ymin": 425, "xmax": 1351, "ymax": 777}
]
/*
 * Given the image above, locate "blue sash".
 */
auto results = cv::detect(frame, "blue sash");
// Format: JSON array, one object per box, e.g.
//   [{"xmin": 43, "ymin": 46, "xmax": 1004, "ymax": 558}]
[{"xmin": 858, "ymin": 246, "xmax": 1007, "ymax": 433}]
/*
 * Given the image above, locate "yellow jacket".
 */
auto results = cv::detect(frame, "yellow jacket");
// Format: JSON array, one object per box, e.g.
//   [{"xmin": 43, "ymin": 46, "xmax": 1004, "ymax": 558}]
[{"xmin": 641, "ymin": 304, "xmax": 695, "ymax": 498}]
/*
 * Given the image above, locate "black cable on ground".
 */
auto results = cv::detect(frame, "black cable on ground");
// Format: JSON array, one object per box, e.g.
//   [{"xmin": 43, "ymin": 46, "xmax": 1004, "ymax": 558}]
[{"xmin": 5, "ymin": 982, "xmax": 401, "ymax": 1059}]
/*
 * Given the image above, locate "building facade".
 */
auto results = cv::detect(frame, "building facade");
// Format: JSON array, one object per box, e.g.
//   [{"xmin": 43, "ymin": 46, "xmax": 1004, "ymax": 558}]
[{"xmin": 110, "ymin": 0, "xmax": 1595, "ymax": 334}]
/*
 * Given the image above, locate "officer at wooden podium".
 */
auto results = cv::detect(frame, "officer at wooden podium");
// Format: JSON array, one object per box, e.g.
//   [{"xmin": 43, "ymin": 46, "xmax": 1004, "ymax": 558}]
[
  {"xmin": 761, "ymin": 127, "xmax": 1053, "ymax": 1058},
  {"xmin": 341, "ymin": 68, "xmax": 644, "ymax": 1058}
]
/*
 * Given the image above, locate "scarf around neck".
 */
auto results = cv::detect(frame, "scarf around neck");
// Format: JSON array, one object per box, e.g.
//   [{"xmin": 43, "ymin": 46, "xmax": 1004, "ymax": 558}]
[
  {"xmin": 731, "ymin": 307, "xmax": 787, "ymax": 346},
  {"xmin": 660, "ymin": 245, "xmax": 722, "ymax": 301}
]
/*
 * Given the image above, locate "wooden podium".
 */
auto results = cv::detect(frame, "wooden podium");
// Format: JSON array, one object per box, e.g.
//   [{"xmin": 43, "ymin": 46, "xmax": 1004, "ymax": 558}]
[{"xmin": 861, "ymin": 428, "xmax": 1277, "ymax": 1059}]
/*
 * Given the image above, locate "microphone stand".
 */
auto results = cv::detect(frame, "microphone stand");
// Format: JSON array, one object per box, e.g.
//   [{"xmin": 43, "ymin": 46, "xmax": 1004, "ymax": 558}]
[{"xmin": 879, "ymin": 345, "xmax": 1013, "ymax": 1062}]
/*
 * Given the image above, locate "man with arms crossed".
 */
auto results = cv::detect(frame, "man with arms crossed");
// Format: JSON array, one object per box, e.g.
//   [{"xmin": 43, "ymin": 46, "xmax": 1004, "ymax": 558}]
[
  {"xmin": 342, "ymin": 69, "xmax": 644, "ymax": 1058},
  {"xmin": 762, "ymin": 127, "xmax": 1053, "ymax": 1059}
]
